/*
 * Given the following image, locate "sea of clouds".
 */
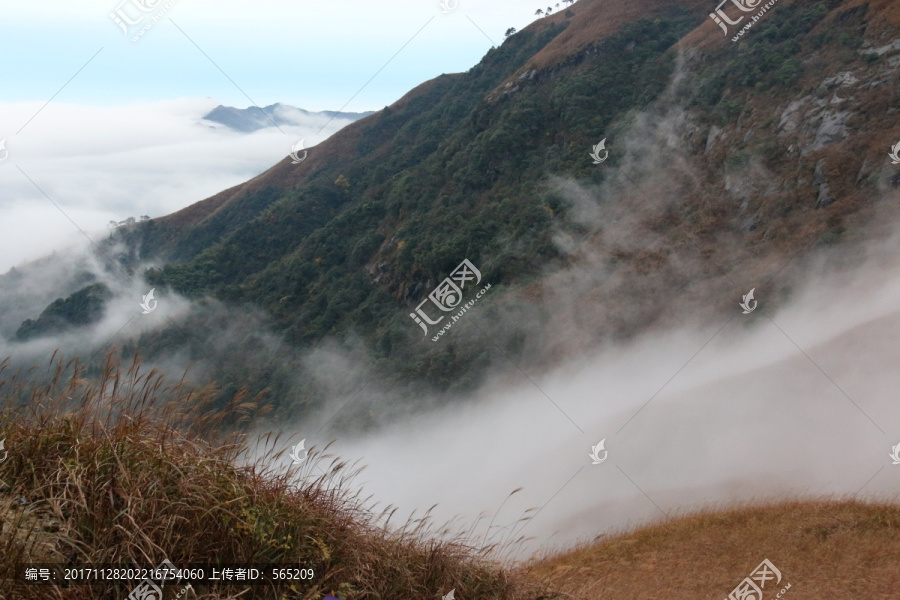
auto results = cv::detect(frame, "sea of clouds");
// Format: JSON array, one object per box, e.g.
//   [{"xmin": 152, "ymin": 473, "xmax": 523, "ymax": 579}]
[{"xmin": 0, "ymin": 99, "xmax": 359, "ymax": 273}]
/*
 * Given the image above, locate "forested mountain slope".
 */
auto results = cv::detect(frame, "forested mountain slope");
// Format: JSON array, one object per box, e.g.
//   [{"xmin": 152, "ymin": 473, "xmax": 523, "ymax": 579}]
[{"xmin": 7, "ymin": 0, "xmax": 898, "ymax": 425}]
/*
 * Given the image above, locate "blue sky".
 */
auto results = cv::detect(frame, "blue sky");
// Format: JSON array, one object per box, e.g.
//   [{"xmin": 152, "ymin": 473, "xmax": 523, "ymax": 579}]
[{"xmin": 1, "ymin": 0, "xmax": 546, "ymax": 111}]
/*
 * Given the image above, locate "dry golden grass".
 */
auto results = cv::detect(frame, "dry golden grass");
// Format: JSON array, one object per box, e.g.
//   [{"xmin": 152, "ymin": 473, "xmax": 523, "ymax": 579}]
[
  {"xmin": 509, "ymin": 0, "xmax": 711, "ymax": 78},
  {"xmin": 527, "ymin": 500, "xmax": 900, "ymax": 599},
  {"xmin": 0, "ymin": 353, "xmax": 547, "ymax": 600}
]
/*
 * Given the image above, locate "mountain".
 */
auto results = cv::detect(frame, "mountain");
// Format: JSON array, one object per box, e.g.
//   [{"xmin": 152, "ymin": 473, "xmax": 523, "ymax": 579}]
[
  {"xmin": 8, "ymin": 0, "xmax": 900, "ymax": 427},
  {"xmin": 202, "ymin": 102, "xmax": 376, "ymax": 133},
  {"xmin": 14, "ymin": 282, "xmax": 111, "ymax": 342}
]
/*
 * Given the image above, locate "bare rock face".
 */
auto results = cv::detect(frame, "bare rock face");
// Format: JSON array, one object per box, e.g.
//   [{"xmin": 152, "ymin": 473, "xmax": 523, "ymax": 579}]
[
  {"xmin": 813, "ymin": 159, "xmax": 827, "ymax": 186},
  {"xmin": 819, "ymin": 71, "xmax": 859, "ymax": 89},
  {"xmin": 778, "ymin": 72, "xmax": 857, "ymax": 153},
  {"xmin": 776, "ymin": 97, "xmax": 850, "ymax": 151},
  {"xmin": 777, "ymin": 99, "xmax": 806, "ymax": 136},
  {"xmin": 705, "ymin": 125, "xmax": 724, "ymax": 153},
  {"xmin": 741, "ymin": 214, "xmax": 761, "ymax": 233},
  {"xmin": 814, "ymin": 159, "xmax": 836, "ymax": 208},
  {"xmin": 816, "ymin": 182, "xmax": 836, "ymax": 208},
  {"xmin": 812, "ymin": 109, "xmax": 851, "ymax": 150}
]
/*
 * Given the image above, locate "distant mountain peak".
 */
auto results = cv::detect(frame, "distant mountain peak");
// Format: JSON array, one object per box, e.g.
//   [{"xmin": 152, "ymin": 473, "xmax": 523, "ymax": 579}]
[{"xmin": 202, "ymin": 103, "xmax": 375, "ymax": 133}]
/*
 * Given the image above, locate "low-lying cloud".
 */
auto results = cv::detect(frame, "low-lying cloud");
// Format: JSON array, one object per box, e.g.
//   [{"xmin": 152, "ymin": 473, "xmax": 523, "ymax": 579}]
[
  {"xmin": 0, "ymin": 99, "xmax": 359, "ymax": 272},
  {"xmin": 310, "ymin": 231, "xmax": 900, "ymax": 560}
]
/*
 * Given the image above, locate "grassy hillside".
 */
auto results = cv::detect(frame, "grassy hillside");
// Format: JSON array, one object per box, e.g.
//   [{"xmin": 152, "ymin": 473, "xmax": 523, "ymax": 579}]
[
  {"xmin": 0, "ymin": 356, "xmax": 546, "ymax": 600},
  {"xmin": 528, "ymin": 500, "xmax": 900, "ymax": 598}
]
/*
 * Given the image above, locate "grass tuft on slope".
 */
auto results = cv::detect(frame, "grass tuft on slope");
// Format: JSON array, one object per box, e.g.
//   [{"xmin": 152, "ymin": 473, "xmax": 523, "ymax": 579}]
[{"xmin": 0, "ymin": 353, "xmax": 547, "ymax": 600}]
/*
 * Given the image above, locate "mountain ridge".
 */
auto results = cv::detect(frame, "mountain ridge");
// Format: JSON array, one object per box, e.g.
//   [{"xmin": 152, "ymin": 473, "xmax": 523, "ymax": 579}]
[{"xmin": 202, "ymin": 102, "xmax": 375, "ymax": 133}]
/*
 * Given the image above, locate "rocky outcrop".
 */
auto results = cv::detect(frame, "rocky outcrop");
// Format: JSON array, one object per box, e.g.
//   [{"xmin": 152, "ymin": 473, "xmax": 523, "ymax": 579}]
[
  {"xmin": 814, "ymin": 159, "xmax": 836, "ymax": 208},
  {"xmin": 812, "ymin": 106, "xmax": 851, "ymax": 150}
]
